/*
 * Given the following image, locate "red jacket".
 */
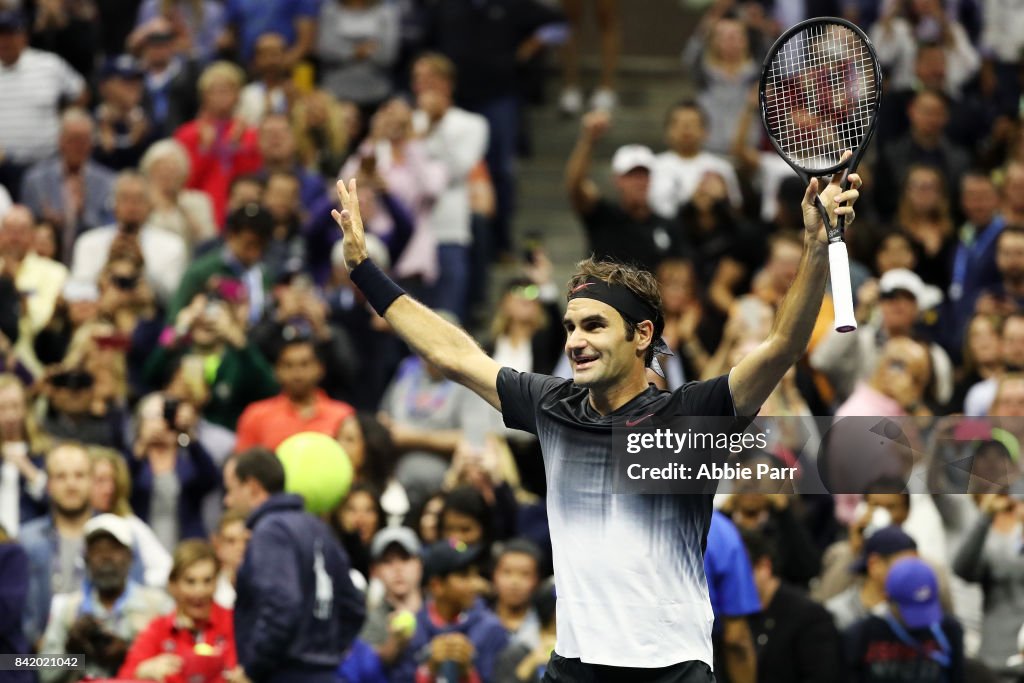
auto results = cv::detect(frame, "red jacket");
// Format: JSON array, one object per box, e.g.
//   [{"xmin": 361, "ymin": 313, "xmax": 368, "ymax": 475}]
[
  {"xmin": 118, "ymin": 603, "xmax": 237, "ymax": 683},
  {"xmin": 174, "ymin": 117, "xmax": 262, "ymax": 228}
]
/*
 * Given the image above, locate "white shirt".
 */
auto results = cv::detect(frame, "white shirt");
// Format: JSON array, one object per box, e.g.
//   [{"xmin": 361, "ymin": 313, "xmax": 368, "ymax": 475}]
[
  {"xmin": 870, "ymin": 18, "xmax": 980, "ymax": 96},
  {"xmin": 413, "ymin": 107, "xmax": 489, "ymax": 246},
  {"xmin": 981, "ymin": 0, "xmax": 1024, "ymax": 63},
  {"xmin": 70, "ymin": 223, "xmax": 187, "ymax": 302},
  {"xmin": 0, "ymin": 442, "xmax": 46, "ymax": 537},
  {"xmin": 127, "ymin": 514, "xmax": 173, "ymax": 588},
  {"xmin": 0, "ymin": 48, "xmax": 85, "ymax": 164},
  {"xmin": 648, "ymin": 150, "xmax": 743, "ymax": 220},
  {"xmin": 964, "ymin": 377, "xmax": 998, "ymax": 416}
]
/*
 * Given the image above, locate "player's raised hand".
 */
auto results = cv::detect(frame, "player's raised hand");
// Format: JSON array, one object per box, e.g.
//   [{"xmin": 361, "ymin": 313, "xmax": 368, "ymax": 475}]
[
  {"xmin": 332, "ymin": 178, "xmax": 369, "ymax": 272},
  {"xmin": 801, "ymin": 150, "xmax": 861, "ymax": 245}
]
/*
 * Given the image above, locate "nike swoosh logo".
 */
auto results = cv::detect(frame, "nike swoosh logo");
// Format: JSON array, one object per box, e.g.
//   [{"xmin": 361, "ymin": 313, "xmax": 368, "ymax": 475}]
[
  {"xmin": 570, "ymin": 282, "xmax": 594, "ymax": 294},
  {"xmin": 625, "ymin": 414, "xmax": 655, "ymax": 427}
]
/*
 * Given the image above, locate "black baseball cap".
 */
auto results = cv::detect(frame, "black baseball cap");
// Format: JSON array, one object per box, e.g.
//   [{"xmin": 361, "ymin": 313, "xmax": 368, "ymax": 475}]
[
  {"xmin": 0, "ymin": 9, "xmax": 25, "ymax": 31},
  {"xmin": 101, "ymin": 54, "xmax": 144, "ymax": 81},
  {"xmin": 850, "ymin": 525, "xmax": 917, "ymax": 573},
  {"xmin": 422, "ymin": 538, "xmax": 483, "ymax": 580}
]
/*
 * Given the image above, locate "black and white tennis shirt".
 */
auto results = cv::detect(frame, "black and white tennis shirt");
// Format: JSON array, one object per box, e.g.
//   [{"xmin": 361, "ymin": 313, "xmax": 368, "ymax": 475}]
[{"xmin": 496, "ymin": 367, "xmax": 737, "ymax": 668}]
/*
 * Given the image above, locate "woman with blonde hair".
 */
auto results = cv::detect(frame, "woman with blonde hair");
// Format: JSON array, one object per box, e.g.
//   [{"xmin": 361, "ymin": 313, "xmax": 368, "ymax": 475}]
[
  {"xmin": 140, "ymin": 138, "xmax": 217, "ymax": 248},
  {"xmin": 119, "ymin": 539, "xmax": 239, "ymax": 682},
  {"xmin": 0, "ymin": 374, "xmax": 48, "ymax": 535},
  {"xmin": 291, "ymin": 89, "xmax": 355, "ymax": 178},
  {"xmin": 89, "ymin": 446, "xmax": 172, "ymax": 587},
  {"xmin": 174, "ymin": 60, "xmax": 263, "ymax": 226}
]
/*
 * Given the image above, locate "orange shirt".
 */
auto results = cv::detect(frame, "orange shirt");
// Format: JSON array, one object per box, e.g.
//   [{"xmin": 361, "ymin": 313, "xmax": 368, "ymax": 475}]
[
  {"xmin": 234, "ymin": 391, "xmax": 355, "ymax": 452},
  {"xmin": 119, "ymin": 603, "xmax": 237, "ymax": 683}
]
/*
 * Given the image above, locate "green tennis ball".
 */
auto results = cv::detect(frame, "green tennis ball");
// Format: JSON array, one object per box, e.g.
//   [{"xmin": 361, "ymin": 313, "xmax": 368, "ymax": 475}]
[
  {"xmin": 390, "ymin": 610, "xmax": 417, "ymax": 638},
  {"xmin": 276, "ymin": 431, "xmax": 353, "ymax": 514}
]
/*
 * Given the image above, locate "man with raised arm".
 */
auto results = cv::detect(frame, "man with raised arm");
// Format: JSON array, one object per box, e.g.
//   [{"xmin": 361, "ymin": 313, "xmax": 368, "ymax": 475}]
[{"xmin": 331, "ymin": 158, "xmax": 860, "ymax": 682}]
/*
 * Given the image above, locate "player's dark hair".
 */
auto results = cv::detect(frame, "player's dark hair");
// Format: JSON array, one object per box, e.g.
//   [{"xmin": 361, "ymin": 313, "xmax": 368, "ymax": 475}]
[
  {"xmin": 270, "ymin": 331, "xmax": 321, "ymax": 366},
  {"xmin": 440, "ymin": 486, "xmax": 495, "ymax": 551},
  {"xmin": 740, "ymin": 529, "xmax": 779, "ymax": 574},
  {"xmin": 865, "ymin": 475, "xmax": 911, "ymax": 510},
  {"xmin": 225, "ymin": 202, "xmax": 273, "ymax": 241},
  {"xmin": 351, "ymin": 412, "xmax": 398, "ymax": 491},
  {"xmin": 494, "ymin": 538, "xmax": 542, "ymax": 572},
  {"xmin": 568, "ymin": 257, "xmax": 664, "ymax": 366},
  {"xmin": 664, "ymin": 98, "xmax": 708, "ymax": 129},
  {"xmin": 234, "ymin": 447, "xmax": 286, "ymax": 494}
]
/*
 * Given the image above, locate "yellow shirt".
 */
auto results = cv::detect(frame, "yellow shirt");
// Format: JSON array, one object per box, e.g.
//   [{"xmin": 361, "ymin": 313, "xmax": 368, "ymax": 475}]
[{"xmin": 16, "ymin": 251, "xmax": 68, "ymax": 334}]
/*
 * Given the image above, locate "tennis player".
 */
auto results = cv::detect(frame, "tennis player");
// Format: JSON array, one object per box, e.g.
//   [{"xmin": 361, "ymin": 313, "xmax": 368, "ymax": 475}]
[{"xmin": 331, "ymin": 165, "xmax": 859, "ymax": 682}]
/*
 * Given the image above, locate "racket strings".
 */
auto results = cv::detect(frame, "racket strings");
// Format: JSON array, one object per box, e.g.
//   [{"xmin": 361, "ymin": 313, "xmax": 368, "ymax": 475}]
[{"xmin": 763, "ymin": 22, "xmax": 878, "ymax": 172}]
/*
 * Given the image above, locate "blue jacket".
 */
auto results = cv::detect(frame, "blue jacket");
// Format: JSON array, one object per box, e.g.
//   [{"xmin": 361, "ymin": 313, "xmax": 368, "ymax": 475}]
[
  {"xmin": 234, "ymin": 494, "xmax": 365, "ymax": 682},
  {"xmin": 127, "ymin": 441, "xmax": 219, "ymax": 541},
  {"xmin": 0, "ymin": 542, "xmax": 33, "ymax": 683},
  {"xmin": 395, "ymin": 599, "xmax": 509, "ymax": 683},
  {"xmin": 20, "ymin": 158, "xmax": 116, "ymax": 246},
  {"xmin": 19, "ymin": 515, "xmax": 147, "ymax": 644}
]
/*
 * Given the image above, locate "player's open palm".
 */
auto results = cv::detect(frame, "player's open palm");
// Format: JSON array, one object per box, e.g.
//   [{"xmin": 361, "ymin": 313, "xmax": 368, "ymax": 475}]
[
  {"xmin": 801, "ymin": 150, "xmax": 861, "ymax": 245},
  {"xmin": 332, "ymin": 178, "xmax": 369, "ymax": 272}
]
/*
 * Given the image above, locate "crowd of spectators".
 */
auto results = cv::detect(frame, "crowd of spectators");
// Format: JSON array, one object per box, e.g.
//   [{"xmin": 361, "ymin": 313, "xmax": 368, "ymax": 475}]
[{"xmin": 2, "ymin": 0, "xmax": 1024, "ymax": 682}]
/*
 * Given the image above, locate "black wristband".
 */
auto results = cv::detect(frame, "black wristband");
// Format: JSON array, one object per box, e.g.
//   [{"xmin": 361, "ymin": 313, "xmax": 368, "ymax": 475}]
[{"xmin": 349, "ymin": 258, "xmax": 405, "ymax": 316}]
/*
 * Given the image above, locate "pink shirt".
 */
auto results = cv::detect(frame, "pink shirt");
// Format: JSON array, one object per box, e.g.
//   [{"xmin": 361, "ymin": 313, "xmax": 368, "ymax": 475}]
[{"xmin": 834, "ymin": 382, "xmax": 908, "ymax": 418}]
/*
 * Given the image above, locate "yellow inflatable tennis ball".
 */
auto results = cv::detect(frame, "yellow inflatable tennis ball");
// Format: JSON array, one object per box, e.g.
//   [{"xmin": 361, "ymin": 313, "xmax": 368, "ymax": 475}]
[
  {"xmin": 390, "ymin": 610, "xmax": 417, "ymax": 638},
  {"xmin": 276, "ymin": 431, "xmax": 353, "ymax": 514}
]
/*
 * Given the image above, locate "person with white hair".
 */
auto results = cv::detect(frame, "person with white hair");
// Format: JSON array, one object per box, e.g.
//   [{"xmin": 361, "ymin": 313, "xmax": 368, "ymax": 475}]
[
  {"xmin": 20, "ymin": 108, "xmax": 116, "ymax": 262},
  {"xmin": 70, "ymin": 171, "xmax": 188, "ymax": 302},
  {"xmin": 139, "ymin": 138, "xmax": 216, "ymax": 248}
]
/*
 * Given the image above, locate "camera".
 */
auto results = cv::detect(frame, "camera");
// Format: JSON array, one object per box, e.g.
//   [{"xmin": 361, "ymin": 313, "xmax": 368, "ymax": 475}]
[
  {"xmin": 163, "ymin": 397, "xmax": 180, "ymax": 431},
  {"xmin": 522, "ymin": 231, "xmax": 544, "ymax": 265},
  {"xmin": 50, "ymin": 369, "xmax": 94, "ymax": 390},
  {"xmin": 111, "ymin": 274, "xmax": 139, "ymax": 290}
]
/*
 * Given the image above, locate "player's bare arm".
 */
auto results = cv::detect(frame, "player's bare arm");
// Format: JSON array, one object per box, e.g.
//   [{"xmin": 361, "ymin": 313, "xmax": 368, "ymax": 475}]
[
  {"xmin": 729, "ymin": 156, "xmax": 862, "ymax": 417},
  {"xmin": 332, "ymin": 178, "xmax": 502, "ymax": 410}
]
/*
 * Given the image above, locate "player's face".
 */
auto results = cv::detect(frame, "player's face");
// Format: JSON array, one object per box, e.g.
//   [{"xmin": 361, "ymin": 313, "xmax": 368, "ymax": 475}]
[{"xmin": 563, "ymin": 299, "xmax": 645, "ymax": 389}]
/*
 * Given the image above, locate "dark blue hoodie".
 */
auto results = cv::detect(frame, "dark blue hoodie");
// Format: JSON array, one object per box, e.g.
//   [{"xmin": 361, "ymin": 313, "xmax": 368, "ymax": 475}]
[
  {"xmin": 391, "ymin": 598, "xmax": 509, "ymax": 683},
  {"xmin": 0, "ymin": 542, "xmax": 33, "ymax": 683},
  {"xmin": 235, "ymin": 494, "xmax": 366, "ymax": 682}
]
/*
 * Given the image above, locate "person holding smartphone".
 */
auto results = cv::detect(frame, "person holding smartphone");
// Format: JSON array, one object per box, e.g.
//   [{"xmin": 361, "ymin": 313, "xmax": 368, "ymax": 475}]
[{"xmin": 128, "ymin": 393, "xmax": 220, "ymax": 552}]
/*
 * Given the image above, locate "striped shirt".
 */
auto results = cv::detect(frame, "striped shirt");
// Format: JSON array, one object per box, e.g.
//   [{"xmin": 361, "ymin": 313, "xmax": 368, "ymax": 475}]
[{"xmin": 0, "ymin": 48, "xmax": 85, "ymax": 164}]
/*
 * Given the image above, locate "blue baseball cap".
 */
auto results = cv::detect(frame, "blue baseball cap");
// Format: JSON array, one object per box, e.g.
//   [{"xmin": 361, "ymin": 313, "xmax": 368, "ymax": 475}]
[
  {"xmin": 0, "ymin": 9, "xmax": 25, "ymax": 31},
  {"xmin": 886, "ymin": 557, "xmax": 942, "ymax": 629},
  {"xmin": 850, "ymin": 525, "xmax": 917, "ymax": 574}
]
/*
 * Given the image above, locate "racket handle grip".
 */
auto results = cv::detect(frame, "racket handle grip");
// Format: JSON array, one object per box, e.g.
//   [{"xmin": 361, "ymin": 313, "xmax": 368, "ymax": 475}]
[{"xmin": 828, "ymin": 241, "xmax": 857, "ymax": 333}]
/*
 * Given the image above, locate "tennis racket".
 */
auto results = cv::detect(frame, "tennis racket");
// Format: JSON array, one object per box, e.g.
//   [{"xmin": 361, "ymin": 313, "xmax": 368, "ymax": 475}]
[{"xmin": 759, "ymin": 17, "xmax": 882, "ymax": 333}]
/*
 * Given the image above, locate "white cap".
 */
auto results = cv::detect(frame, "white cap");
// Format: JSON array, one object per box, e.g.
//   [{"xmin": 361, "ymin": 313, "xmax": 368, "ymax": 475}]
[
  {"xmin": 62, "ymin": 279, "xmax": 99, "ymax": 303},
  {"xmin": 611, "ymin": 145, "xmax": 656, "ymax": 176},
  {"xmin": 84, "ymin": 513, "xmax": 134, "ymax": 548},
  {"xmin": 879, "ymin": 269, "xmax": 943, "ymax": 311}
]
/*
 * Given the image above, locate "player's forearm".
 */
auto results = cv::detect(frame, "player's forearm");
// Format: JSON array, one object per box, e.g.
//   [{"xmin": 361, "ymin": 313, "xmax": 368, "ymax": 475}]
[
  {"xmin": 384, "ymin": 295, "xmax": 487, "ymax": 383},
  {"xmin": 766, "ymin": 241, "xmax": 828, "ymax": 366}
]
